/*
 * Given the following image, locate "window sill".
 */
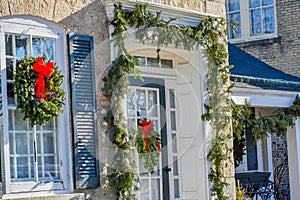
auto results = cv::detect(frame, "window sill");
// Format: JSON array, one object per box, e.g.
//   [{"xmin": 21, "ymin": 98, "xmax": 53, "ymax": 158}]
[{"xmin": 229, "ymin": 36, "xmax": 281, "ymax": 47}]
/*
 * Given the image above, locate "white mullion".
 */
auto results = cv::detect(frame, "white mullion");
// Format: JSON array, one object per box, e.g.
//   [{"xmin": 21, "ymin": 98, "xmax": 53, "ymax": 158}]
[
  {"xmin": 27, "ymin": 131, "xmax": 31, "ymax": 179},
  {"xmin": 145, "ymin": 89, "xmax": 149, "ymax": 120},
  {"xmin": 53, "ymin": 119, "xmax": 59, "ymax": 178},
  {"xmin": 166, "ymin": 88, "xmax": 175, "ymax": 198},
  {"xmin": 145, "ymin": 89, "xmax": 151, "ymax": 200},
  {"xmin": 11, "ymin": 35, "xmax": 17, "ymax": 105},
  {"xmin": 40, "ymin": 126, "xmax": 45, "ymax": 182},
  {"xmin": 33, "ymin": 125, "xmax": 38, "ymax": 182},
  {"xmin": 0, "ymin": 29, "xmax": 8, "ymax": 192},
  {"xmin": 155, "ymin": 88, "xmax": 163, "ymax": 200},
  {"xmin": 12, "ymin": 112, "xmax": 17, "ymax": 181},
  {"xmin": 29, "ymin": 35, "xmax": 33, "ymax": 57},
  {"xmin": 40, "ymin": 38, "xmax": 44, "ymax": 57}
]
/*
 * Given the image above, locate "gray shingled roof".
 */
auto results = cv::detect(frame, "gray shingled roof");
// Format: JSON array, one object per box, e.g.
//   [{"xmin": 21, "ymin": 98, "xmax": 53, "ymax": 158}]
[{"xmin": 229, "ymin": 43, "xmax": 300, "ymax": 92}]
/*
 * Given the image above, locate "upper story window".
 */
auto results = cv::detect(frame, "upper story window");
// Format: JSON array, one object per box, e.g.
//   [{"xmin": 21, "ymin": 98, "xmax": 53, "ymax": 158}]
[
  {"xmin": 136, "ymin": 56, "xmax": 173, "ymax": 69},
  {"xmin": 226, "ymin": 0, "xmax": 277, "ymax": 42}
]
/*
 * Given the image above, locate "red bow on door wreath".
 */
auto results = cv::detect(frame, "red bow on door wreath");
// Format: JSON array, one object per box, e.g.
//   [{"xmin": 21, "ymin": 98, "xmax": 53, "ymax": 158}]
[
  {"xmin": 139, "ymin": 120, "xmax": 162, "ymax": 152},
  {"xmin": 32, "ymin": 57, "xmax": 55, "ymax": 99}
]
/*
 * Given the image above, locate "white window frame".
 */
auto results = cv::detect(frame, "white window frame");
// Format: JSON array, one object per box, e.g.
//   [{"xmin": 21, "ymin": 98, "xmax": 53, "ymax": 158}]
[
  {"xmin": 0, "ymin": 16, "xmax": 72, "ymax": 195},
  {"xmin": 226, "ymin": 0, "xmax": 278, "ymax": 43}
]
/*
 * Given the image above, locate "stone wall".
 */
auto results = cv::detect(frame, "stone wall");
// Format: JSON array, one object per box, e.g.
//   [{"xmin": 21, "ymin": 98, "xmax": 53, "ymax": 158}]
[
  {"xmin": 237, "ymin": 0, "xmax": 300, "ymax": 77},
  {"xmin": 144, "ymin": 0, "xmax": 226, "ymax": 16}
]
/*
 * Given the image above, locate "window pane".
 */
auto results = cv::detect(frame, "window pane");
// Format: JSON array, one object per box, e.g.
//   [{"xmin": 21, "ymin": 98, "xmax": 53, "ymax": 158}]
[
  {"xmin": 249, "ymin": 0, "xmax": 260, "ymax": 8},
  {"xmin": 127, "ymin": 88, "xmax": 136, "ymax": 117},
  {"xmin": 9, "ymin": 133, "xmax": 14, "ymax": 153},
  {"xmin": 10, "ymin": 157, "xmax": 15, "ymax": 179},
  {"xmin": 263, "ymin": 7, "xmax": 275, "ymax": 34},
  {"xmin": 151, "ymin": 179, "xmax": 160, "ymax": 200},
  {"xmin": 44, "ymin": 156, "xmax": 60, "ymax": 180},
  {"xmin": 173, "ymin": 157, "xmax": 179, "ymax": 175},
  {"xmin": 262, "ymin": 0, "xmax": 273, "ymax": 6},
  {"xmin": 16, "ymin": 133, "xmax": 28, "ymax": 154},
  {"xmin": 32, "ymin": 38, "xmax": 42, "ymax": 57},
  {"xmin": 169, "ymin": 89, "xmax": 175, "ymax": 108},
  {"xmin": 148, "ymin": 90, "xmax": 158, "ymax": 117},
  {"xmin": 7, "ymin": 83, "xmax": 15, "ymax": 105},
  {"xmin": 147, "ymin": 57, "xmax": 159, "ymax": 68},
  {"xmin": 37, "ymin": 133, "xmax": 41, "ymax": 154},
  {"xmin": 5, "ymin": 34, "xmax": 13, "ymax": 56},
  {"xmin": 17, "ymin": 157, "xmax": 29, "ymax": 178},
  {"xmin": 14, "ymin": 110, "xmax": 28, "ymax": 130},
  {"xmin": 161, "ymin": 59, "xmax": 173, "ymax": 68},
  {"xmin": 6, "ymin": 59, "xmax": 14, "ymax": 80},
  {"xmin": 136, "ymin": 89, "xmax": 146, "ymax": 117},
  {"xmin": 43, "ymin": 38, "xmax": 55, "ymax": 61},
  {"xmin": 15, "ymin": 35, "xmax": 28, "ymax": 59},
  {"xmin": 140, "ymin": 180, "xmax": 150, "ymax": 200},
  {"xmin": 229, "ymin": 13, "xmax": 242, "ymax": 39},
  {"xmin": 136, "ymin": 56, "xmax": 146, "ymax": 66},
  {"xmin": 43, "ymin": 133, "xmax": 55, "ymax": 154},
  {"xmin": 250, "ymin": 9, "xmax": 262, "ymax": 36},
  {"xmin": 139, "ymin": 155, "xmax": 149, "ymax": 176},
  {"xmin": 152, "ymin": 120, "xmax": 159, "ymax": 132},
  {"xmin": 174, "ymin": 179, "xmax": 180, "ymax": 198},
  {"xmin": 172, "ymin": 134, "xmax": 178, "ymax": 153},
  {"xmin": 171, "ymin": 111, "xmax": 176, "ymax": 130},
  {"xmin": 228, "ymin": 0, "xmax": 240, "ymax": 11}
]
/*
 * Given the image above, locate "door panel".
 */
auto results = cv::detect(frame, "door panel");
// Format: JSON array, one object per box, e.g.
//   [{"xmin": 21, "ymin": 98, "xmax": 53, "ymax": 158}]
[{"xmin": 128, "ymin": 77, "xmax": 169, "ymax": 200}]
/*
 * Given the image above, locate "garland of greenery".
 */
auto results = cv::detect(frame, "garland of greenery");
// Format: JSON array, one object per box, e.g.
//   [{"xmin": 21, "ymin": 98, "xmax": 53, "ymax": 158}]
[
  {"xmin": 103, "ymin": 3, "xmax": 232, "ymax": 199},
  {"xmin": 232, "ymin": 95, "xmax": 300, "ymax": 167},
  {"xmin": 14, "ymin": 56, "xmax": 65, "ymax": 126}
]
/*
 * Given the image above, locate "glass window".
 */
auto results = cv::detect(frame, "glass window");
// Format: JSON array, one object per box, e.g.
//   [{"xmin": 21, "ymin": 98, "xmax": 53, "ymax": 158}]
[
  {"xmin": 225, "ymin": 0, "xmax": 276, "ymax": 41},
  {"xmin": 135, "ymin": 56, "xmax": 173, "ymax": 68},
  {"xmin": 0, "ymin": 17, "xmax": 66, "ymax": 193}
]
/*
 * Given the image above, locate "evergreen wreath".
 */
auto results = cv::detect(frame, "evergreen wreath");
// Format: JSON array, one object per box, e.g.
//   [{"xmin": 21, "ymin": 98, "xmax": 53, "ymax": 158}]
[
  {"xmin": 14, "ymin": 56, "xmax": 65, "ymax": 126},
  {"xmin": 135, "ymin": 119, "xmax": 161, "ymax": 173}
]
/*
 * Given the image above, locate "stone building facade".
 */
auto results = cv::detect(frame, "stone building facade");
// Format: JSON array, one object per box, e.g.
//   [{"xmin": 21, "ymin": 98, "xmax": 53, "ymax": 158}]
[{"xmin": 0, "ymin": 0, "xmax": 233, "ymax": 200}]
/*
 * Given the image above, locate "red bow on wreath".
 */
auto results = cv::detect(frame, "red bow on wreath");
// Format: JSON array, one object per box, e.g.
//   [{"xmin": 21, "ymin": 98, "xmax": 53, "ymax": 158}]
[
  {"xmin": 32, "ymin": 57, "xmax": 55, "ymax": 99},
  {"xmin": 139, "ymin": 120, "xmax": 162, "ymax": 152}
]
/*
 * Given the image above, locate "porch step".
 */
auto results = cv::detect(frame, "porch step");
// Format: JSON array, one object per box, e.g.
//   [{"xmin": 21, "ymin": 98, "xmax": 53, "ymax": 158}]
[{"xmin": 1, "ymin": 193, "xmax": 85, "ymax": 200}]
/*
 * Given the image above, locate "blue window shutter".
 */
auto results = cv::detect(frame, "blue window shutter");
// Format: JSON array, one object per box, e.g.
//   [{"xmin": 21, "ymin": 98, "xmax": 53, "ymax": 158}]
[
  {"xmin": 246, "ymin": 126, "xmax": 258, "ymax": 171},
  {"xmin": 68, "ymin": 34, "xmax": 99, "ymax": 189}
]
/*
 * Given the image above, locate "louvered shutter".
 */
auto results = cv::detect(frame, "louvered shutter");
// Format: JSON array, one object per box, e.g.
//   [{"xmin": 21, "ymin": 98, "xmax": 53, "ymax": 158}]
[
  {"xmin": 69, "ymin": 34, "xmax": 99, "ymax": 188},
  {"xmin": 246, "ymin": 126, "xmax": 258, "ymax": 170}
]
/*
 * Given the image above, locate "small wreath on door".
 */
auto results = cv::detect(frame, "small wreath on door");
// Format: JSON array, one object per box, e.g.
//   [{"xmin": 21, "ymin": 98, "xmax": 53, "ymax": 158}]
[
  {"xmin": 135, "ymin": 119, "xmax": 162, "ymax": 173},
  {"xmin": 14, "ymin": 56, "xmax": 65, "ymax": 126}
]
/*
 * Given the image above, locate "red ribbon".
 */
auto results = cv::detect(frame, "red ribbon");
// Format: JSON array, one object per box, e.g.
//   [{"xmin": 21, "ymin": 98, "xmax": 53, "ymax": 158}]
[
  {"xmin": 140, "ymin": 120, "xmax": 161, "ymax": 152},
  {"xmin": 32, "ymin": 57, "xmax": 54, "ymax": 99}
]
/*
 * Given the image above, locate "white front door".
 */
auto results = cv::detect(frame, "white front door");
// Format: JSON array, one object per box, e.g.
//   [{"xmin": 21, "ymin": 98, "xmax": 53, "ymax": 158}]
[{"xmin": 127, "ymin": 86, "xmax": 164, "ymax": 200}]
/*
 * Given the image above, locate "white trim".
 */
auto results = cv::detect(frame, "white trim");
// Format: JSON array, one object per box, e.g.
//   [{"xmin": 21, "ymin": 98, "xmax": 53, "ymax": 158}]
[
  {"xmin": 287, "ymin": 119, "xmax": 300, "ymax": 199},
  {"xmin": 0, "ymin": 16, "xmax": 63, "ymax": 38},
  {"xmin": 266, "ymin": 136, "xmax": 273, "ymax": 182},
  {"xmin": 0, "ymin": 23, "xmax": 11, "ymax": 194},
  {"xmin": 232, "ymin": 91, "xmax": 298, "ymax": 108}
]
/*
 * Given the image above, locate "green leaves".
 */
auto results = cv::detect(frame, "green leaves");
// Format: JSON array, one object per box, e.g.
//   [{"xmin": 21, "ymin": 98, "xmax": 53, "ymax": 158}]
[{"xmin": 14, "ymin": 57, "xmax": 65, "ymax": 126}]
